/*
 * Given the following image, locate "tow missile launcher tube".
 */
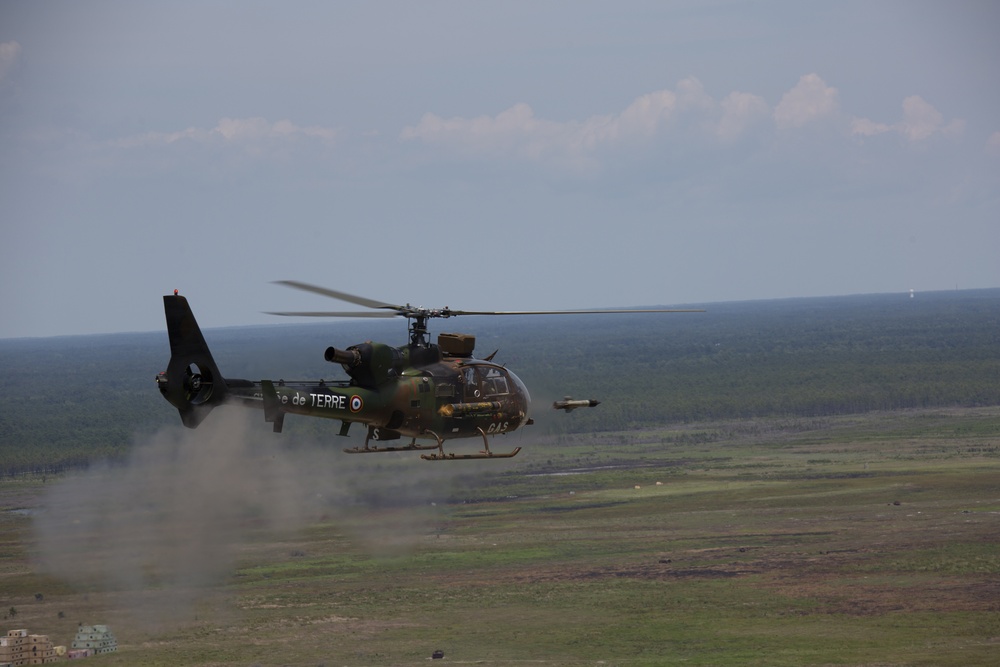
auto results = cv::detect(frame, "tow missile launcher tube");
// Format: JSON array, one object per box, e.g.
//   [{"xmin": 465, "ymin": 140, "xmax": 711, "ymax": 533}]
[{"xmin": 438, "ymin": 401, "xmax": 503, "ymax": 417}]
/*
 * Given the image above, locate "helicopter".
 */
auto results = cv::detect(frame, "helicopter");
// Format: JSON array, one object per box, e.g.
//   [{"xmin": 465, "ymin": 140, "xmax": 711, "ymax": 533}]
[{"xmin": 156, "ymin": 281, "xmax": 702, "ymax": 460}]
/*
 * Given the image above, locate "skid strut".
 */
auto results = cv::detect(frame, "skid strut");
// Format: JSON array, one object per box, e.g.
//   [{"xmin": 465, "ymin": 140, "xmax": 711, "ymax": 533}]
[
  {"xmin": 344, "ymin": 435, "xmax": 438, "ymax": 454},
  {"xmin": 421, "ymin": 427, "xmax": 521, "ymax": 461}
]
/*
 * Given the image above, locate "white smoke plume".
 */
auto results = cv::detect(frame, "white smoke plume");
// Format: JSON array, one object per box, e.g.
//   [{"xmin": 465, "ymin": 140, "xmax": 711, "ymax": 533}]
[{"xmin": 31, "ymin": 407, "xmax": 468, "ymax": 628}]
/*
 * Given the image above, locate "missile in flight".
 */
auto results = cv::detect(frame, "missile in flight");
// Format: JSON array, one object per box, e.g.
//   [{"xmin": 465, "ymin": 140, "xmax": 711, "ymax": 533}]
[{"xmin": 552, "ymin": 397, "xmax": 601, "ymax": 412}]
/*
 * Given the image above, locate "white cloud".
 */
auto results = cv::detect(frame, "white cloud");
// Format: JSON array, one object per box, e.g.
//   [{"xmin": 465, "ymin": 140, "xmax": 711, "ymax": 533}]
[
  {"xmin": 401, "ymin": 73, "xmax": 966, "ymax": 175},
  {"xmin": 676, "ymin": 77, "xmax": 715, "ymax": 112},
  {"xmin": 401, "ymin": 103, "xmax": 570, "ymax": 163},
  {"xmin": 215, "ymin": 117, "xmax": 336, "ymax": 142},
  {"xmin": 900, "ymin": 95, "xmax": 943, "ymax": 141},
  {"xmin": 400, "ymin": 77, "xmax": 729, "ymax": 171},
  {"xmin": 849, "ymin": 117, "xmax": 892, "ymax": 137},
  {"xmin": 401, "ymin": 89, "xmax": 685, "ymax": 164},
  {"xmin": 773, "ymin": 73, "xmax": 839, "ymax": 129},
  {"xmin": 717, "ymin": 91, "xmax": 770, "ymax": 141},
  {"xmin": 850, "ymin": 95, "xmax": 964, "ymax": 142},
  {"xmin": 115, "ymin": 117, "xmax": 337, "ymax": 148},
  {"xmin": 900, "ymin": 95, "xmax": 964, "ymax": 140},
  {"xmin": 402, "ymin": 104, "xmax": 594, "ymax": 172},
  {"xmin": 613, "ymin": 90, "xmax": 678, "ymax": 139},
  {"xmin": 0, "ymin": 40, "xmax": 21, "ymax": 83},
  {"xmin": 403, "ymin": 74, "xmax": 849, "ymax": 171}
]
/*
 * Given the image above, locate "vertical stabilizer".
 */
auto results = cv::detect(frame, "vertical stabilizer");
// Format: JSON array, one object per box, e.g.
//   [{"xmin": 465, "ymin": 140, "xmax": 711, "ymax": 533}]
[{"xmin": 156, "ymin": 294, "xmax": 228, "ymax": 428}]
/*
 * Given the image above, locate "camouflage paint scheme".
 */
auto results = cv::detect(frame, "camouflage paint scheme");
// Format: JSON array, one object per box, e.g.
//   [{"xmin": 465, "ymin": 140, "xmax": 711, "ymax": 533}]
[{"xmin": 156, "ymin": 294, "xmax": 530, "ymax": 459}]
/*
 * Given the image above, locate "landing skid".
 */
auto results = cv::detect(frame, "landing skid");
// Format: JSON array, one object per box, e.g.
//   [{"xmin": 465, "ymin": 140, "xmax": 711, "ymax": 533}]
[
  {"xmin": 343, "ymin": 436, "xmax": 439, "ymax": 454},
  {"xmin": 420, "ymin": 427, "xmax": 521, "ymax": 461},
  {"xmin": 344, "ymin": 428, "xmax": 521, "ymax": 460},
  {"xmin": 343, "ymin": 443, "xmax": 440, "ymax": 454},
  {"xmin": 421, "ymin": 447, "xmax": 521, "ymax": 461}
]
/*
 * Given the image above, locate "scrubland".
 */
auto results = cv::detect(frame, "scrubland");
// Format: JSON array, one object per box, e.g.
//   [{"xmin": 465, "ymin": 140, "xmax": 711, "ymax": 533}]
[{"xmin": 3, "ymin": 407, "xmax": 998, "ymax": 666}]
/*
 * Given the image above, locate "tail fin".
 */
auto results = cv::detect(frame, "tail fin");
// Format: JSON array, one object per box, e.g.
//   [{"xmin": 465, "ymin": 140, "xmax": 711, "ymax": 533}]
[{"xmin": 156, "ymin": 293, "xmax": 228, "ymax": 428}]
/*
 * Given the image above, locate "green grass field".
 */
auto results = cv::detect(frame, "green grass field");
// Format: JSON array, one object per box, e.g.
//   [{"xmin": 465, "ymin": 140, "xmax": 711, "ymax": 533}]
[{"xmin": 2, "ymin": 407, "xmax": 999, "ymax": 666}]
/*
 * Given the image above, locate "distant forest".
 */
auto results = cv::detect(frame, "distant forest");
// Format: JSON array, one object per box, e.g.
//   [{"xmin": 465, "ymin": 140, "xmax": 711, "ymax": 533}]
[{"xmin": 1, "ymin": 289, "xmax": 998, "ymax": 478}]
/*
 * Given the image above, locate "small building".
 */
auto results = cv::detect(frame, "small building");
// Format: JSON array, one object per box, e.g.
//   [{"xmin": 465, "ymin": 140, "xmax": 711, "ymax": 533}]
[
  {"xmin": 70, "ymin": 625, "xmax": 117, "ymax": 655},
  {"xmin": 2, "ymin": 629, "xmax": 58, "ymax": 665}
]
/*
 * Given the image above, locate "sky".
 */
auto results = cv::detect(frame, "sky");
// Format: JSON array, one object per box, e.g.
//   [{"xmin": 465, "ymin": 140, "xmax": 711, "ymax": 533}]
[{"xmin": 1, "ymin": 0, "xmax": 998, "ymax": 338}]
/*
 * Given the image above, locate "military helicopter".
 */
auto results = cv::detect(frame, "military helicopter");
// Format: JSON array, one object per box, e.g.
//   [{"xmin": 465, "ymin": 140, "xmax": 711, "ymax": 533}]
[{"xmin": 156, "ymin": 281, "xmax": 701, "ymax": 460}]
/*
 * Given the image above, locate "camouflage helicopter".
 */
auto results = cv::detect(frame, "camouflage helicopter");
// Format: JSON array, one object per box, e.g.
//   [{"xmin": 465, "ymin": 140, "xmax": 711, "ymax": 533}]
[{"xmin": 156, "ymin": 281, "xmax": 701, "ymax": 460}]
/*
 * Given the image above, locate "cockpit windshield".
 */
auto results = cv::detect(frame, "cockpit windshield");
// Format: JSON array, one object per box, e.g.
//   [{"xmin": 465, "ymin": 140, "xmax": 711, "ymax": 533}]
[
  {"xmin": 481, "ymin": 367, "xmax": 510, "ymax": 397},
  {"xmin": 462, "ymin": 365, "xmax": 511, "ymax": 400}
]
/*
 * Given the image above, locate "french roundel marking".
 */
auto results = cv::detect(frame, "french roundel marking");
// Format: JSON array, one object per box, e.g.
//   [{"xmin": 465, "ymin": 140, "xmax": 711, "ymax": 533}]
[{"xmin": 350, "ymin": 395, "xmax": 363, "ymax": 412}]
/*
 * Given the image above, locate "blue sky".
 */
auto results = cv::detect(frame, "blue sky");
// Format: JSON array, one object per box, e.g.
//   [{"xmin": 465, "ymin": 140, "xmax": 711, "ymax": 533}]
[{"xmin": 2, "ymin": 1, "xmax": 998, "ymax": 338}]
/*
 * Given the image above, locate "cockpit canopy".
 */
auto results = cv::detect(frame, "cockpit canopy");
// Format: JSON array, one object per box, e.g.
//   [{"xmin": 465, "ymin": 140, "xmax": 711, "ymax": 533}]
[{"xmin": 461, "ymin": 363, "xmax": 512, "ymax": 400}]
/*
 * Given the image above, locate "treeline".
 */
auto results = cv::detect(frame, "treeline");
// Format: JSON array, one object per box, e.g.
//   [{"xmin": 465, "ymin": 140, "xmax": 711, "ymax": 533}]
[
  {"xmin": 505, "ymin": 289, "xmax": 1000, "ymax": 433},
  {"xmin": 0, "ymin": 332, "xmax": 170, "ymax": 477},
  {"xmin": 1, "ymin": 289, "xmax": 998, "ymax": 477}
]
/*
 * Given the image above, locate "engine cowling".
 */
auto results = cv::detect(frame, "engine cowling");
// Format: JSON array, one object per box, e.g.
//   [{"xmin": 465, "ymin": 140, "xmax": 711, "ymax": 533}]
[{"xmin": 325, "ymin": 342, "xmax": 400, "ymax": 387}]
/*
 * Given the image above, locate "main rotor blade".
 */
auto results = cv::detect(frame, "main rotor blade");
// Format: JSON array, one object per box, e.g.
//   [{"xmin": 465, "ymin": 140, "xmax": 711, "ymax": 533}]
[
  {"xmin": 264, "ymin": 310, "xmax": 400, "ymax": 318},
  {"xmin": 273, "ymin": 280, "xmax": 399, "ymax": 311},
  {"xmin": 272, "ymin": 280, "xmax": 704, "ymax": 319},
  {"xmin": 447, "ymin": 308, "xmax": 705, "ymax": 316}
]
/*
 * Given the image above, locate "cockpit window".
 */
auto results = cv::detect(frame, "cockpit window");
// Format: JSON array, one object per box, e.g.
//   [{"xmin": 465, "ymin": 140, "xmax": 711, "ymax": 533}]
[
  {"xmin": 481, "ymin": 368, "xmax": 510, "ymax": 397},
  {"xmin": 462, "ymin": 365, "xmax": 510, "ymax": 399}
]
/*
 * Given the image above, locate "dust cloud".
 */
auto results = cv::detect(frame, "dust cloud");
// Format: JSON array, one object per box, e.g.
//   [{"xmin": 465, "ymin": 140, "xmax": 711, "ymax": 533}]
[{"xmin": 32, "ymin": 407, "xmax": 469, "ymax": 628}]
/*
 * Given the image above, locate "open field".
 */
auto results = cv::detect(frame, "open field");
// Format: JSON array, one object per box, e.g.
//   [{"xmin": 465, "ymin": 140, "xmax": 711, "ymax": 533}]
[{"xmin": 2, "ymin": 407, "xmax": 999, "ymax": 666}]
